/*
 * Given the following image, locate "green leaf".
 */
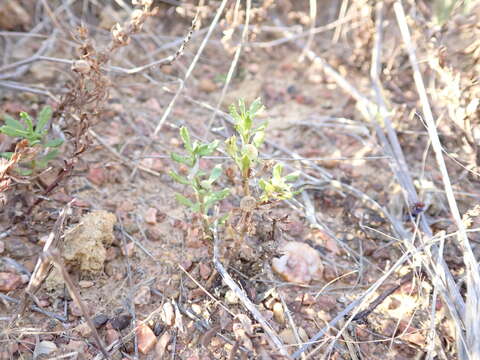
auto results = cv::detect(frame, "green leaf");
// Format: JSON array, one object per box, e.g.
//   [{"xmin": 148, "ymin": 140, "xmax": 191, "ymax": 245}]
[
  {"xmin": 229, "ymin": 104, "xmax": 242, "ymax": 124},
  {"xmin": 179, "ymin": 126, "xmax": 192, "ymax": 152},
  {"xmin": 175, "ymin": 193, "xmax": 194, "ymax": 208},
  {"xmin": 208, "ymin": 164, "xmax": 223, "ymax": 184},
  {"xmin": 238, "ymin": 99, "xmax": 246, "ymax": 118},
  {"xmin": 20, "ymin": 112, "xmax": 34, "ymax": 133},
  {"xmin": 44, "ymin": 138, "xmax": 63, "ymax": 148},
  {"xmin": 204, "ymin": 188, "xmax": 230, "ymax": 210},
  {"xmin": 258, "ymin": 179, "xmax": 267, "ymax": 190},
  {"xmin": 244, "ymin": 144, "xmax": 258, "ymax": 162},
  {"xmin": 169, "ymin": 170, "xmax": 190, "ymax": 185},
  {"xmin": 252, "ymin": 130, "xmax": 265, "ymax": 148},
  {"xmin": 0, "ymin": 125, "xmax": 30, "ymax": 138},
  {"xmin": 240, "ymin": 153, "xmax": 250, "ymax": 176},
  {"xmin": 272, "ymin": 163, "xmax": 283, "ymax": 179},
  {"xmin": 35, "ymin": 106, "xmax": 53, "ymax": 132},
  {"xmin": 195, "ymin": 140, "xmax": 218, "ymax": 157},
  {"xmin": 3, "ymin": 114, "xmax": 25, "ymax": 131},
  {"xmin": 225, "ymin": 136, "xmax": 238, "ymax": 159},
  {"xmin": 248, "ymin": 97, "xmax": 264, "ymax": 116},
  {"xmin": 284, "ymin": 171, "xmax": 300, "ymax": 182},
  {"xmin": 171, "ymin": 152, "xmax": 192, "ymax": 166}
]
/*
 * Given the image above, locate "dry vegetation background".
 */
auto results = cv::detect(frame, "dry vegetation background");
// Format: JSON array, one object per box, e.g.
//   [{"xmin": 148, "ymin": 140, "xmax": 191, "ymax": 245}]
[{"xmin": 0, "ymin": 0, "xmax": 480, "ymax": 359}]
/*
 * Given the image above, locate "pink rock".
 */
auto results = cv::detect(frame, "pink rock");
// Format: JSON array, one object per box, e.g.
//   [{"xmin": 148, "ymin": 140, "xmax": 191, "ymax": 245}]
[
  {"xmin": 0, "ymin": 272, "xmax": 22, "ymax": 292},
  {"xmin": 145, "ymin": 207, "xmax": 158, "ymax": 225},
  {"xmin": 271, "ymin": 242, "xmax": 323, "ymax": 285},
  {"xmin": 87, "ymin": 167, "xmax": 106, "ymax": 186}
]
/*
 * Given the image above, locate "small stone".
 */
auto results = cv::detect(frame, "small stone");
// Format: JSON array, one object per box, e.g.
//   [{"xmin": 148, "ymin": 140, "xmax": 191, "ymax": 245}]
[
  {"xmin": 161, "ymin": 302, "xmax": 175, "ymax": 326},
  {"xmin": 137, "ymin": 323, "xmax": 157, "ymax": 354},
  {"xmin": 106, "ymin": 329, "xmax": 120, "ymax": 345},
  {"xmin": 191, "ymin": 304, "xmax": 202, "ymax": 316},
  {"xmin": 134, "ymin": 286, "xmax": 151, "ymax": 305},
  {"xmin": 110, "ymin": 314, "xmax": 132, "ymax": 331},
  {"xmin": 79, "ymin": 280, "xmax": 94, "ymax": 288},
  {"xmin": 199, "ymin": 263, "xmax": 211, "ymax": 280},
  {"xmin": 92, "ymin": 314, "xmax": 109, "ymax": 328},
  {"xmin": 155, "ymin": 331, "xmax": 171, "ymax": 358},
  {"xmin": 145, "ymin": 207, "xmax": 158, "ymax": 225},
  {"xmin": 87, "ymin": 167, "xmax": 106, "ymax": 186},
  {"xmin": 198, "ymin": 78, "xmax": 217, "ymax": 93},
  {"xmin": 0, "ymin": 241, "xmax": 4, "ymax": 254},
  {"xmin": 121, "ymin": 242, "xmax": 135, "ymax": 257},
  {"xmin": 146, "ymin": 225, "xmax": 163, "ymax": 242},
  {"xmin": 225, "ymin": 290, "xmax": 238, "ymax": 305},
  {"xmin": 0, "ymin": 272, "xmax": 22, "ymax": 292},
  {"xmin": 272, "ymin": 302, "xmax": 285, "ymax": 324},
  {"xmin": 272, "ymin": 241, "xmax": 323, "ymax": 284}
]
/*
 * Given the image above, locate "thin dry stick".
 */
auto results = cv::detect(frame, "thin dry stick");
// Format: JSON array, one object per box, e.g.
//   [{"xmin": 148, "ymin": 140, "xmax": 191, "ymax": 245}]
[
  {"xmin": 212, "ymin": 224, "xmax": 290, "ymax": 358},
  {"xmin": 46, "ymin": 248, "xmax": 110, "ymax": 360},
  {"xmin": 300, "ymin": 0, "xmax": 317, "ymax": 60},
  {"xmin": 130, "ymin": 1, "xmax": 228, "ymax": 179},
  {"xmin": 332, "ymin": 0, "xmax": 349, "ymax": 43},
  {"xmin": 394, "ymin": 3, "xmax": 480, "ymax": 359},
  {"xmin": 207, "ymin": 0, "xmax": 251, "ymax": 131},
  {"xmin": 368, "ymin": 1, "xmax": 465, "ymax": 344}
]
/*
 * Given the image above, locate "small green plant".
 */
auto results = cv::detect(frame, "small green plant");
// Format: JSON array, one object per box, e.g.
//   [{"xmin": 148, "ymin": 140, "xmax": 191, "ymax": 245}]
[
  {"xmin": 259, "ymin": 163, "xmax": 299, "ymax": 202},
  {"xmin": 170, "ymin": 98, "xmax": 302, "ymax": 243},
  {"xmin": 169, "ymin": 126, "xmax": 230, "ymax": 238},
  {"xmin": 0, "ymin": 106, "xmax": 63, "ymax": 175},
  {"xmin": 225, "ymin": 98, "xmax": 267, "ymax": 196}
]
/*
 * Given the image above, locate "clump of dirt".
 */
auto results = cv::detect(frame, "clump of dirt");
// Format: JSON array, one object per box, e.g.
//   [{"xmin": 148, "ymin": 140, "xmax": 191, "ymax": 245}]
[
  {"xmin": 45, "ymin": 210, "xmax": 117, "ymax": 290},
  {"xmin": 63, "ymin": 210, "xmax": 117, "ymax": 272}
]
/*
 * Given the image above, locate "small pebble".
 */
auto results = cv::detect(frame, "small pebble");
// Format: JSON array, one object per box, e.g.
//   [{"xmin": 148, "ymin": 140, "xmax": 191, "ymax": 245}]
[
  {"xmin": 110, "ymin": 314, "xmax": 132, "ymax": 331},
  {"xmin": 161, "ymin": 302, "xmax": 175, "ymax": 326},
  {"xmin": 198, "ymin": 78, "xmax": 217, "ymax": 93},
  {"xmin": 272, "ymin": 302, "xmax": 285, "ymax": 324},
  {"xmin": 225, "ymin": 290, "xmax": 238, "ymax": 305},
  {"xmin": 0, "ymin": 272, "xmax": 22, "ymax": 292},
  {"xmin": 145, "ymin": 207, "xmax": 158, "ymax": 225},
  {"xmin": 92, "ymin": 314, "xmax": 109, "ymax": 329},
  {"xmin": 137, "ymin": 323, "xmax": 157, "ymax": 354}
]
